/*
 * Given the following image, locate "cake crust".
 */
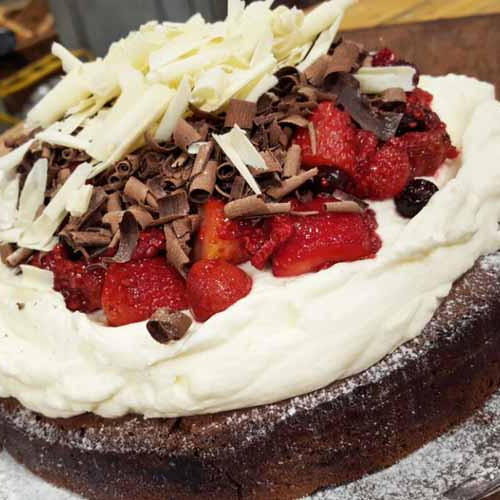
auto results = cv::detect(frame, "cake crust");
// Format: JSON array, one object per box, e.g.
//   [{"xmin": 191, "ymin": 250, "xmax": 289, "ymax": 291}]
[{"xmin": 1, "ymin": 253, "xmax": 500, "ymax": 500}]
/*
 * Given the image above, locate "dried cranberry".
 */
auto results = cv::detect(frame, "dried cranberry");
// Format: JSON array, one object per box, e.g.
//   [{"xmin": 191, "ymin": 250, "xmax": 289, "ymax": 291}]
[
  {"xmin": 314, "ymin": 168, "xmax": 351, "ymax": 194},
  {"xmin": 395, "ymin": 179, "xmax": 439, "ymax": 218}
]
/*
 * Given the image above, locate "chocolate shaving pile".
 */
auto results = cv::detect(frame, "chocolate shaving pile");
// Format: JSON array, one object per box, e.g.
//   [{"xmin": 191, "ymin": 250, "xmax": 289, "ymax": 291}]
[{"xmin": 3, "ymin": 36, "xmax": 421, "ymax": 325}]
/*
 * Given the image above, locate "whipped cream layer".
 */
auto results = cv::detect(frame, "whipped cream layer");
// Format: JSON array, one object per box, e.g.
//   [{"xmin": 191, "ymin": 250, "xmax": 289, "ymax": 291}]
[{"xmin": 0, "ymin": 75, "xmax": 499, "ymax": 419}]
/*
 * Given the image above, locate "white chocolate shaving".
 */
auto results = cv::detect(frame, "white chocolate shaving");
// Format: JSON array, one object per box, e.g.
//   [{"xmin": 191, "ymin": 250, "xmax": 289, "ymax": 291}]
[{"xmin": 354, "ymin": 66, "xmax": 417, "ymax": 94}]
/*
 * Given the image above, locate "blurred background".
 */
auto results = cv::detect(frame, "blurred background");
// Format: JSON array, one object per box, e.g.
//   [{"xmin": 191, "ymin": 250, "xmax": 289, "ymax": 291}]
[{"xmin": 0, "ymin": 0, "xmax": 499, "ymax": 133}]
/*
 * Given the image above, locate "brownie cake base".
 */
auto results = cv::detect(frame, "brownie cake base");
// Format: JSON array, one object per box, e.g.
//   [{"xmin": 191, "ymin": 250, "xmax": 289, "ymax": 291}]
[{"xmin": 1, "ymin": 253, "xmax": 500, "ymax": 500}]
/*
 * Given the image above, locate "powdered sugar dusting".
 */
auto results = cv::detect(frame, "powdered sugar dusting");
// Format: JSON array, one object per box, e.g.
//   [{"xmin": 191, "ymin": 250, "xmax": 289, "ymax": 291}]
[{"xmin": 2, "ymin": 391, "xmax": 500, "ymax": 500}]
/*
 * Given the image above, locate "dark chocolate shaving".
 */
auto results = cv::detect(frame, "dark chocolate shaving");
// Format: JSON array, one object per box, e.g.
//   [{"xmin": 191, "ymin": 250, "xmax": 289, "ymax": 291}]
[
  {"xmin": 189, "ymin": 160, "xmax": 217, "ymax": 204},
  {"xmin": 333, "ymin": 189, "xmax": 369, "ymax": 211},
  {"xmin": 325, "ymin": 73, "xmax": 403, "ymax": 141},
  {"xmin": 283, "ymin": 144, "xmax": 302, "ymax": 178},
  {"xmin": 158, "ymin": 190, "xmax": 189, "ymax": 220},
  {"xmin": 381, "ymin": 87, "xmax": 407, "ymax": 103},
  {"xmin": 67, "ymin": 229, "xmax": 113, "ymax": 248},
  {"xmin": 191, "ymin": 141, "xmax": 214, "ymax": 178},
  {"xmin": 216, "ymin": 162, "xmax": 237, "ymax": 181},
  {"xmin": 147, "ymin": 309, "xmax": 192, "ymax": 344},
  {"xmin": 112, "ymin": 211, "xmax": 140, "ymax": 263},
  {"xmin": 267, "ymin": 168, "xmax": 318, "ymax": 199},
  {"xmin": 225, "ymin": 195, "xmax": 292, "ymax": 219},
  {"xmin": 124, "ymin": 177, "xmax": 149, "ymax": 204},
  {"xmin": 0, "ymin": 243, "xmax": 14, "ymax": 265},
  {"xmin": 229, "ymin": 176, "xmax": 247, "ymax": 201},
  {"xmin": 164, "ymin": 224, "xmax": 190, "ymax": 275},
  {"xmin": 324, "ymin": 200, "xmax": 363, "ymax": 213},
  {"xmin": 174, "ymin": 119, "xmax": 202, "ymax": 152},
  {"xmin": 224, "ymin": 99, "xmax": 257, "ymax": 129},
  {"xmin": 324, "ymin": 41, "xmax": 361, "ymax": 78}
]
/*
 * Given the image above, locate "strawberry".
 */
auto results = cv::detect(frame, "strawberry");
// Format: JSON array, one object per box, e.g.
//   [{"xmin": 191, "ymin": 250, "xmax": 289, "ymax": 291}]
[
  {"xmin": 271, "ymin": 200, "xmax": 381, "ymax": 278},
  {"xmin": 194, "ymin": 199, "xmax": 250, "ymax": 264},
  {"xmin": 32, "ymin": 245, "xmax": 105, "ymax": 313},
  {"xmin": 354, "ymin": 140, "xmax": 411, "ymax": 200},
  {"xmin": 293, "ymin": 101, "xmax": 358, "ymax": 175},
  {"xmin": 187, "ymin": 259, "xmax": 252, "ymax": 322},
  {"xmin": 401, "ymin": 129, "xmax": 458, "ymax": 177},
  {"xmin": 101, "ymin": 257, "xmax": 188, "ymax": 327}
]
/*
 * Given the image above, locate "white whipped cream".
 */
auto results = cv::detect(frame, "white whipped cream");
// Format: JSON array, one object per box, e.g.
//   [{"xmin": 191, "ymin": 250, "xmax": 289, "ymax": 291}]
[{"xmin": 0, "ymin": 75, "xmax": 499, "ymax": 419}]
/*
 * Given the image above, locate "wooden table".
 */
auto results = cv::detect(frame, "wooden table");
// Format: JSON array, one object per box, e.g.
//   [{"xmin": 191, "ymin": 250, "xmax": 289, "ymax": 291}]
[{"xmin": 343, "ymin": 0, "xmax": 500, "ymax": 30}]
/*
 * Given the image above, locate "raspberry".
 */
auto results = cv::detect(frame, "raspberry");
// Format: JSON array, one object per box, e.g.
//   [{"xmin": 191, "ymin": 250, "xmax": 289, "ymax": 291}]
[
  {"xmin": 355, "ymin": 140, "xmax": 411, "ymax": 200},
  {"xmin": 132, "ymin": 228, "xmax": 166, "ymax": 260},
  {"xmin": 372, "ymin": 48, "xmax": 397, "ymax": 67},
  {"xmin": 293, "ymin": 102, "xmax": 358, "ymax": 176},
  {"xmin": 32, "ymin": 245, "xmax": 105, "ymax": 313},
  {"xmin": 101, "ymin": 257, "xmax": 188, "ymax": 327},
  {"xmin": 187, "ymin": 259, "xmax": 252, "ymax": 322}
]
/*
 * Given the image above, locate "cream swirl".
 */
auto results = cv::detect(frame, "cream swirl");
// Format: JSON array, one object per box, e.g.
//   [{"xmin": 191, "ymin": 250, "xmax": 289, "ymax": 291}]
[{"xmin": 0, "ymin": 74, "xmax": 498, "ymax": 419}]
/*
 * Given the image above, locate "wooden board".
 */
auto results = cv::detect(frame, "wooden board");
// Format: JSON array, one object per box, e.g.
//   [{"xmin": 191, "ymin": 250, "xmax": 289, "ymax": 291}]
[{"xmin": 342, "ymin": 14, "xmax": 500, "ymax": 94}]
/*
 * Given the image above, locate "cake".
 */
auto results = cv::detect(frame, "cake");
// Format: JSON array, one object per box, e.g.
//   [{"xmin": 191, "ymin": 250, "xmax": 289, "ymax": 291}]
[{"xmin": 0, "ymin": 1, "xmax": 500, "ymax": 499}]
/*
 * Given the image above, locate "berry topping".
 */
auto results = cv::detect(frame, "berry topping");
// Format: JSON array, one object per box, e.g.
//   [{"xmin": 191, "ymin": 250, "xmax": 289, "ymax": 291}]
[
  {"xmin": 194, "ymin": 199, "xmax": 250, "ymax": 264},
  {"xmin": 293, "ymin": 101, "xmax": 358, "ymax": 175},
  {"xmin": 313, "ymin": 167, "xmax": 352, "ymax": 194},
  {"xmin": 395, "ymin": 179, "xmax": 439, "ymax": 219},
  {"xmin": 271, "ymin": 201, "xmax": 381, "ymax": 278},
  {"xmin": 101, "ymin": 257, "xmax": 188, "ymax": 327},
  {"xmin": 354, "ymin": 140, "xmax": 411, "ymax": 200},
  {"xmin": 132, "ymin": 228, "xmax": 166, "ymax": 260},
  {"xmin": 33, "ymin": 245, "xmax": 105, "ymax": 313},
  {"xmin": 402, "ymin": 129, "xmax": 457, "ymax": 177},
  {"xmin": 372, "ymin": 48, "xmax": 397, "ymax": 67},
  {"xmin": 187, "ymin": 259, "xmax": 253, "ymax": 322}
]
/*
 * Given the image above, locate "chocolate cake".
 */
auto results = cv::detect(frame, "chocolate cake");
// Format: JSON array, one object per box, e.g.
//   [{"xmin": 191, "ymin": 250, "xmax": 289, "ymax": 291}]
[{"xmin": 1, "ymin": 253, "xmax": 500, "ymax": 500}]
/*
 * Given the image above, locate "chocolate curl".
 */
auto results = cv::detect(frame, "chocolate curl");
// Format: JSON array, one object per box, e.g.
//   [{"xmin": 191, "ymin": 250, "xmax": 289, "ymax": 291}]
[
  {"xmin": 147, "ymin": 308, "xmax": 192, "ymax": 344},
  {"xmin": 146, "ymin": 177, "xmax": 167, "ymax": 199},
  {"xmin": 224, "ymin": 99, "xmax": 257, "ymax": 129},
  {"xmin": 266, "ymin": 168, "xmax": 318, "ymax": 200},
  {"xmin": 229, "ymin": 176, "xmax": 247, "ymax": 201},
  {"xmin": 333, "ymin": 189, "xmax": 369, "ymax": 211},
  {"xmin": 115, "ymin": 155, "xmax": 139, "ymax": 178},
  {"xmin": 324, "ymin": 201, "xmax": 364, "ymax": 214},
  {"xmin": 268, "ymin": 120, "xmax": 286, "ymax": 148},
  {"xmin": 128, "ymin": 206, "xmax": 154, "ymax": 229},
  {"xmin": 279, "ymin": 115, "xmax": 310, "ymax": 128},
  {"xmin": 174, "ymin": 119, "xmax": 202, "ymax": 152},
  {"xmin": 158, "ymin": 190, "xmax": 189, "ymax": 220},
  {"xmin": 224, "ymin": 196, "xmax": 292, "ymax": 219},
  {"xmin": 124, "ymin": 177, "xmax": 149, "ymax": 204},
  {"xmin": 190, "ymin": 141, "xmax": 214, "ymax": 178},
  {"xmin": 164, "ymin": 224, "xmax": 190, "ymax": 275},
  {"xmin": 68, "ymin": 229, "xmax": 113, "ymax": 248},
  {"xmin": 324, "ymin": 41, "xmax": 361, "ymax": 78},
  {"xmin": 112, "ymin": 211, "xmax": 140, "ymax": 263},
  {"xmin": 304, "ymin": 55, "xmax": 330, "ymax": 86},
  {"xmin": 216, "ymin": 162, "xmax": 237, "ymax": 181},
  {"xmin": 106, "ymin": 192, "xmax": 122, "ymax": 214},
  {"xmin": 283, "ymin": 144, "xmax": 302, "ymax": 178},
  {"xmin": 6, "ymin": 247, "xmax": 33, "ymax": 267},
  {"xmin": 381, "ymin": 87, "xmax": 407, "ymax": 103},
  {"xmin": 308, "ymin": 123, "xmax": 317, "ymax": 155},
  {"xmin": 189, "ymin": 160, "xmax": 217, "ymax": 204},
  {"xmin": 0, "ymin": 243, "xmax": 14, "ymax": 265}
]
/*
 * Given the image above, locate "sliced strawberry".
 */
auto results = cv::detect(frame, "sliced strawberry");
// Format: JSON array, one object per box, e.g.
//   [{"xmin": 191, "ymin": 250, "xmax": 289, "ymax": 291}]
[
  {"xmin": 32, "ymin": 245, "xmax": 105, "ymax": 313},
  {"xmin": 271, "ymin": 201, "xmax": 381, "ymax": 278},
  {"xmin": 402, "ymin": 129, "xmax": 457, "ymax": 177},
  {"xmin": 194, "ymin": 199, "xmax": 250, "ymax": 265},
  {"xmin": 293, "ymin": 101, "xmax": 358, "ymax": 175},
  {"xmin": 187, "ymin": 259, "xmax": 252, "ymax": 322},
  {"xmin": 354, "ymin": 139, "xmax": 411, "ymax": 200},
  {"xmin": 250, "ymin": 217, "xmax": 294, "ymax": 270},
  {"xmin": 101, "ymin": 257, "xmax": 188, "ymax": 327}
]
